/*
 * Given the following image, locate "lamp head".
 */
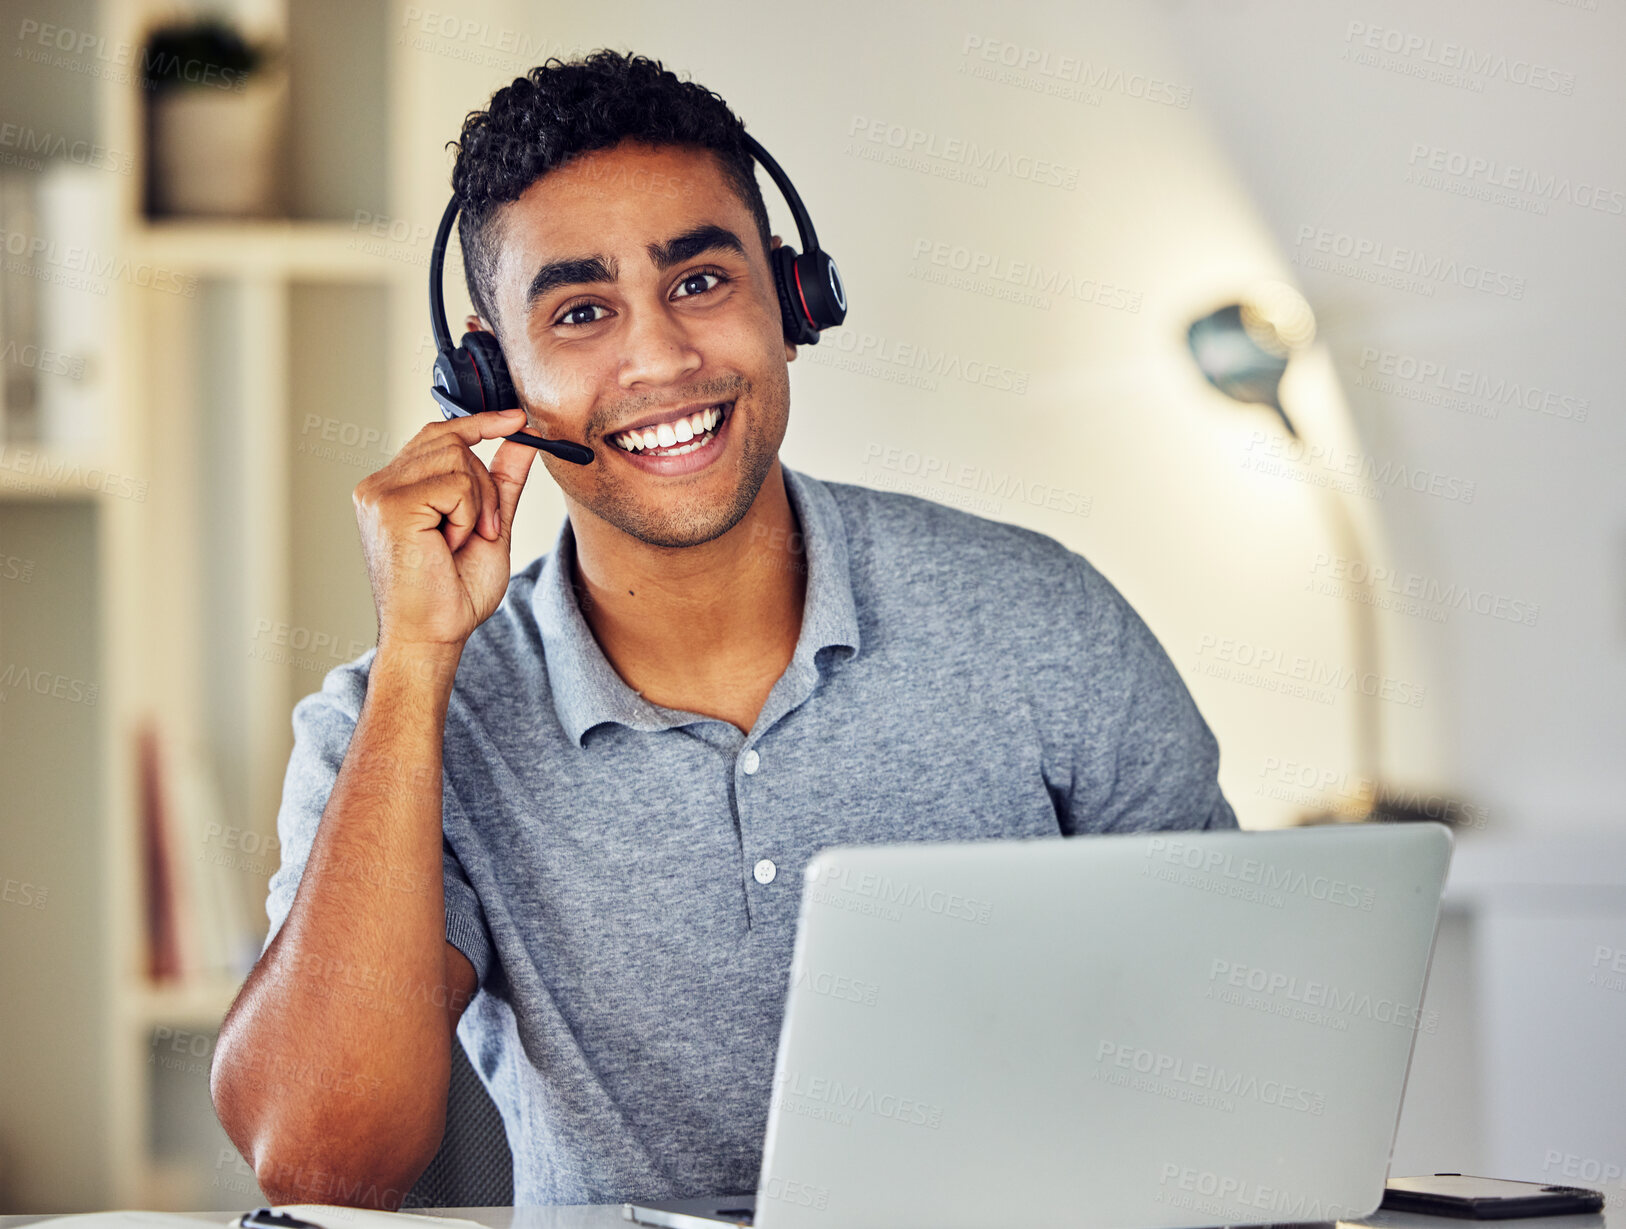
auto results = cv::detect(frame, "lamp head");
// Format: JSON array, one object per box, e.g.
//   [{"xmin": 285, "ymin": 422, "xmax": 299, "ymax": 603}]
[{"xmin": 1187, "ymin": 282, "xmax": 1316, "ymax": 437}]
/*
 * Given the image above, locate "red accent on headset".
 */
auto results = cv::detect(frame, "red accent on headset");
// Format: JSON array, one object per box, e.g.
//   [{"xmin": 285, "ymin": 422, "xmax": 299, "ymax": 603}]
[
  {"xmin": 792, "ymin": 260, "xmax": 814, "ymax": 332},
  {"xmin": 466, "ymin": 348, "xmax": 487, "ymax": 412}
]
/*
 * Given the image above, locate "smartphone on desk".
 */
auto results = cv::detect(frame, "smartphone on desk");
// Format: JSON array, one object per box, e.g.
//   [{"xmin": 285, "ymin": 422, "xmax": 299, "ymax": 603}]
[{"xmin": 1382, "ymin": 1175, "xmax": 1605, "ymax": 1219}]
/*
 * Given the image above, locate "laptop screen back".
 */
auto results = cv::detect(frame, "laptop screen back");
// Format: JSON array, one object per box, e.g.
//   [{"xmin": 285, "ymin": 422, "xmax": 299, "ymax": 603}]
[{"xmin": 753, "ymin": 824, "xmax": 1452, "ymax": 1229}]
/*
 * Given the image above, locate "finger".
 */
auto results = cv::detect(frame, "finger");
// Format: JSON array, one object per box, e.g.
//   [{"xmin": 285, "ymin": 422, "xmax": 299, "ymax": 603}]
[
  {"xmin": 392, "ymin": 470, "xmax": 483, "ymax": 554},
  {"xmin": 383, "ymin": 439, "xmax": 469, "ymax": 489},
  {"xmin": 466, "ymin": 450, "xmax": 502, "ymax": 541},
  {"xmin": 388, "ymin": 435, "xmax": 499, "ymax": 492},
  {"xmin": 401, "ymin": 408, "xmax": 528, "ymax": 460},
  {"xmin": 487, "ymin": 439, "xmax": 538, "ymax": 539}
]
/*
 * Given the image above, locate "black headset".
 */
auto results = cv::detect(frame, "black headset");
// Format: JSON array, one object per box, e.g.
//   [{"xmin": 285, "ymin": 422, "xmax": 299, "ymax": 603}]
[{"xmin": 429, "ymin": 132, "xmax": 847, "ymax": 466}]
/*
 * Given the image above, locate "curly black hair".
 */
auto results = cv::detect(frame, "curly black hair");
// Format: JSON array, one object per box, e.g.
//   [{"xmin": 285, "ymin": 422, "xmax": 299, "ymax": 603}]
[{"xmin": 448, "ymin": 49, "xmax": 773, "ymax": 340}]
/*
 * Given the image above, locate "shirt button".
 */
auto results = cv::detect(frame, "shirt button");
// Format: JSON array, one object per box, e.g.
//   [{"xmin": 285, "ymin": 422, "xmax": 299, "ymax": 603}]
[
  {"xmin": 742, "ymin": 748, "xmax": 761, "ymax": 775},
  {"xmin": 753, "ymin": 858, "xmax": 777, "ymax": 884}
]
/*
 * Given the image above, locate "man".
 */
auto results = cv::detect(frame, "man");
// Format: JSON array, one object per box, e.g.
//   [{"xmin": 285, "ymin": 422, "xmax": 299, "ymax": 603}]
[{"xmin": 211, "ymin": 50, "xmax": 1238, "ymax": 1211}]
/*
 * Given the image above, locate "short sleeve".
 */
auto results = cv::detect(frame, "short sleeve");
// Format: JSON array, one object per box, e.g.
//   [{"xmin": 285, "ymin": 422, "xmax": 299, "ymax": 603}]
[
  {"xmin": 440, "ymin": 836, "xmax": 494, "ymax": 986},
  {"xmin": 261, "ymin": 655, "xmax": 496, "ymax": 987},
  {"xmin": 1060, "ymin": 555, "xmax": 1240, "ymax": 836}
]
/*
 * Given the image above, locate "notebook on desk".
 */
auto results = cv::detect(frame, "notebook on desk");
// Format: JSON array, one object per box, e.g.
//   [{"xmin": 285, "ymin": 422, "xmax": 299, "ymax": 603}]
[{"xmin": 624, "ymin": 823, "xmax": 1453, "ymax": 1229}]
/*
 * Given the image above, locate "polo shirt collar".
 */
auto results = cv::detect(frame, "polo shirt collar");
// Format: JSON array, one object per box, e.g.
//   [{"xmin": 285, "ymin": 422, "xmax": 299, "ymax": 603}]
[{"xmin": 532, "ymin": 464, "xmax": 860, "ymax": 748}]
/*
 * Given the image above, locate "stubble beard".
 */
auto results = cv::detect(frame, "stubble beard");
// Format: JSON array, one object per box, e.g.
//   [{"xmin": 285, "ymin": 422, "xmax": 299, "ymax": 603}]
[{"xmin": 572, "ymin": 369, "xmax": 787, "ymax": 550}]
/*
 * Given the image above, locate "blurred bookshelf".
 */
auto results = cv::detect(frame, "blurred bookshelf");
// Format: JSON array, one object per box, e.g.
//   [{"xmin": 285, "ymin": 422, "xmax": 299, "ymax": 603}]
[
  {"xmin": 0, "ymin": 0, "xmax": 416, "ymax": 1212},
  {"xmin": 128, "ymin": 219, "xmax": 394, "ymax": 278}
]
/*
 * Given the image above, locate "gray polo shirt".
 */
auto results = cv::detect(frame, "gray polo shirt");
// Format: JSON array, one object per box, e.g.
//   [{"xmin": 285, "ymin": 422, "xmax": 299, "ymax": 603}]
[{"xmin": 264, "ymin": 463, "xmax": 1238, "ymax": 1206}]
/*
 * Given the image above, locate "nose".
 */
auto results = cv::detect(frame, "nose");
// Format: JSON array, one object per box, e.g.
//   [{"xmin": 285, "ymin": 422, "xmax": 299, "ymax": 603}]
[{"xmin": 617, "ymin": 298, "xmax": 702, "ymax": 391}]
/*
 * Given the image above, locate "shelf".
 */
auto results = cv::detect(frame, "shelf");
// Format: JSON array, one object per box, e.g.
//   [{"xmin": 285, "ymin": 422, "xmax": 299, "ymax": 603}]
[
  {"xmin": 126, "ymin": 219, "xmax": 419, "ymax": 280},
  {"xmin": 0, "ymin": 445, "xmax": 131, "ymax": 503},
  {"xmin": 0, "ymin": 0, "xmax": 402, "ymax": 1210}
]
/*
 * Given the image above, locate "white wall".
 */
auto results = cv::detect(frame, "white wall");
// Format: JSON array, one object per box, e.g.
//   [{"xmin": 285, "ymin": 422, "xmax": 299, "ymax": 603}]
[{"xmin": 1159, "ymin": 0, "xmax": 1626, "ymax": 834}]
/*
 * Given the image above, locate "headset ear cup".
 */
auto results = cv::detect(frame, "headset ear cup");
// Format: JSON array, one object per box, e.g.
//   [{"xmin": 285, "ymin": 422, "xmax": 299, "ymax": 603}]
[
  {"xmin": 796, "ymin": 250, "xmax": 847, "ymax": 334},
  {"xmin": 462, "ymin": 331, "xmax": 519, "ymax": 412},
  {"xmin": 770, "ymin": 243, "xmax": 818, "ymax": 346}
]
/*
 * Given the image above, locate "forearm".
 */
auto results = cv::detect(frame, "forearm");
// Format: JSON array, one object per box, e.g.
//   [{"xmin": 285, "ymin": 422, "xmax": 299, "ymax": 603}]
[{"xmin": 212, "ymin": 645, "xmax": 468, "ymax": 1203}]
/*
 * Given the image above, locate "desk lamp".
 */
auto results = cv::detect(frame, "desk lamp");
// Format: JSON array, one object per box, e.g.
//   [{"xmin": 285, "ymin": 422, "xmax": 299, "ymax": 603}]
[{"xmin": 1188, "ymin": 286, "xmax": 1403, "ymax": 824}]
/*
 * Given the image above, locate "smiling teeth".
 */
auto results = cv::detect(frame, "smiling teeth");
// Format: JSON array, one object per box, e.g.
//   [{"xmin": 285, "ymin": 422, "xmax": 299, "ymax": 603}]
[{"xmin": 614, "ymin": 404, "xmax": 726, "ymax": 452}]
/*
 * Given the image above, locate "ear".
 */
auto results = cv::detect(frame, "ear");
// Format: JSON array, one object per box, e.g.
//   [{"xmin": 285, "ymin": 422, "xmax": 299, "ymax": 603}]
[
  {"xmin": 464, "ymin": 313, "xmax": 485, "ymax": 333},
  {"xmin": 769, "ymin": 236, "xmax": 797, "ymax": 361}
]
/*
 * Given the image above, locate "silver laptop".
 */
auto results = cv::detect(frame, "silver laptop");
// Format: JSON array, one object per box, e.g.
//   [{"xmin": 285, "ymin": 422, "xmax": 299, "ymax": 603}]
[{"xmin": 625, "ymin": 823, "xmax": 1453, "ymax": 1229}]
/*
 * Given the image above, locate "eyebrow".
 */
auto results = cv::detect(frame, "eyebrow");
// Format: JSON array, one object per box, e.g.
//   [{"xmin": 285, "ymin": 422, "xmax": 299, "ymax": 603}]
[{"xmin": 523, "ymin": 223, "xmax": 749, "ymax": 317}]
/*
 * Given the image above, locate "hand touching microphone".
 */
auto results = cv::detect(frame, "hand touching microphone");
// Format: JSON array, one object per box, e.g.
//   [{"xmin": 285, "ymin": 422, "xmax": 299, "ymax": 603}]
[{"xmin": 352, "ymin": 408, "xmax": 535, "ymax": 658}]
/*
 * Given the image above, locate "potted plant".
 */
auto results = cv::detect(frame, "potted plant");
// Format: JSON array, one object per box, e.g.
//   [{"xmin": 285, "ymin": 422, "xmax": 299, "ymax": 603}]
[{"xmin": 143, "ymin": 16, "xmax": 286, "ymax": 217}]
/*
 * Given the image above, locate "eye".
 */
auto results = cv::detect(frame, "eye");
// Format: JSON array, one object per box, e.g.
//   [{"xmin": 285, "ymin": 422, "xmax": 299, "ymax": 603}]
[
  {"xmin": 673, "ymin": 268, "xmax": 730, "ymax": 299},
  {"xmin": 554, "ymin": 301, "xmax": 607, "ymax": 329}
]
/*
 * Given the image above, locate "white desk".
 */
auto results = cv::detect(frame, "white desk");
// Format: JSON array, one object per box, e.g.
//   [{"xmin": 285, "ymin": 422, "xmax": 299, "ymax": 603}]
[{"xmin": 0, "ymin": 1205, "xmax": 1614, "ymax": 1229}]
